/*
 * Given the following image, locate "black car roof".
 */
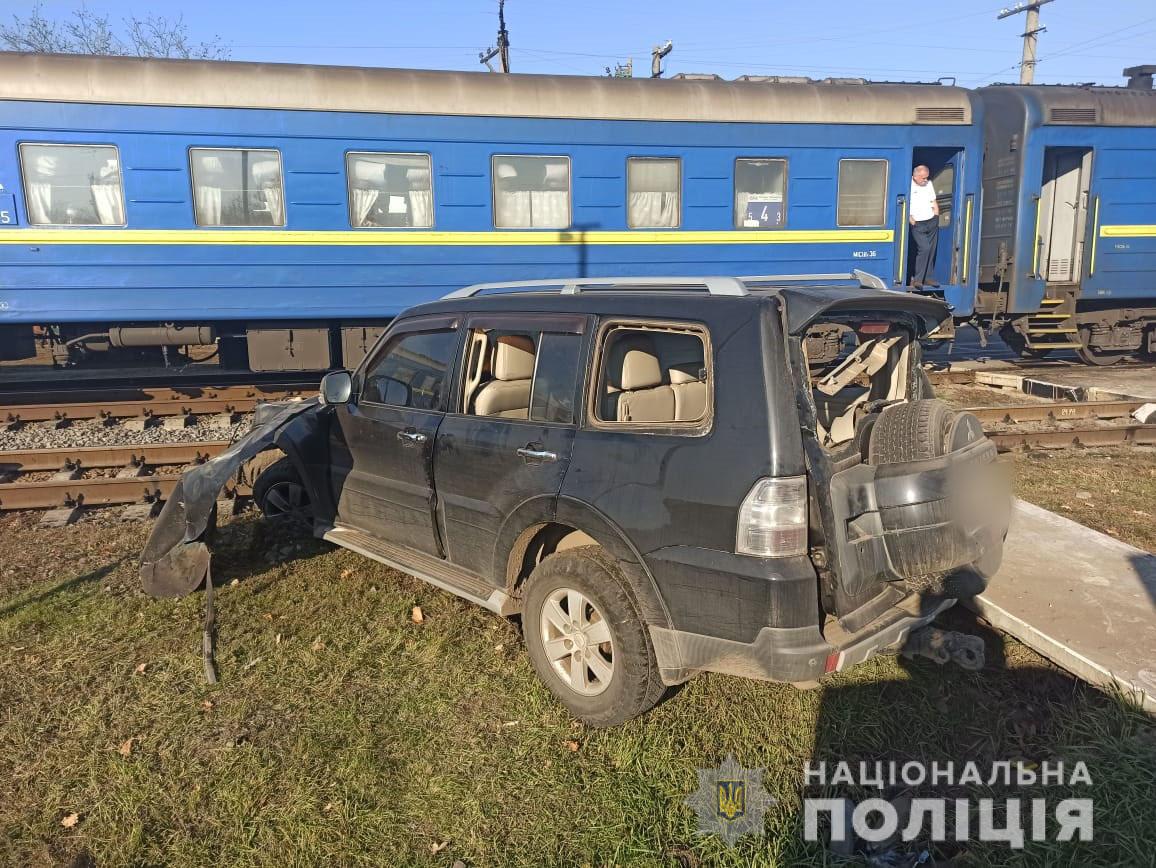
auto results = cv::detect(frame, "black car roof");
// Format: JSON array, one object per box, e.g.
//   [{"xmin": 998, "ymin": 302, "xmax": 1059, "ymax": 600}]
[{"xmin": 403, "ymin": 279, "xmax": 951, "ymax": 336}]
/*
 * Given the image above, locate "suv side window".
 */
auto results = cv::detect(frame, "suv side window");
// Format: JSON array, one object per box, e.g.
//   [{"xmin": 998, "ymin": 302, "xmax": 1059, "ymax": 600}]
[
  {"xmin": 362, "ymin": 328, "xmax": 458, "ymax": 410},
  {"xmin": 591, "ymin": 322, "xmax": 711, "ymax": 428},
  {"xmin": 460, "ymin": 328, "xmax": 582, "ymax": 423}
]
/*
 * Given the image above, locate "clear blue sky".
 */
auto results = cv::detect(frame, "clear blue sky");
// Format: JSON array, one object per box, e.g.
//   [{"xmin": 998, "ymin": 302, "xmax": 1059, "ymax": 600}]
[{"xmin": 11, "ymin": 0, "xmax": 1156, "ymax": 86}]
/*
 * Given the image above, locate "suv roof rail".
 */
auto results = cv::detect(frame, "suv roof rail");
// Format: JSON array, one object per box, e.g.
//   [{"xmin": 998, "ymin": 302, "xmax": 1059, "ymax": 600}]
[
  {"xmin": 739, "ymin": 270, "xmax": 890, "ymax": 291},
  {"xmin": 443, "ymin": 276, "xmax": 750, "ymax": 299}
]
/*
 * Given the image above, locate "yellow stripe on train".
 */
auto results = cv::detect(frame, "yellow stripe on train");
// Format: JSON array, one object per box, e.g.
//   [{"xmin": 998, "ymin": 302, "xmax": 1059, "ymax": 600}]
[
  {"xmin": 0, "ymin": 228, "xmax": 893, "ymax": 246},
  {"xmin": 1099, "ymin": 225, "xmax": 1156, "ymax": 238}
]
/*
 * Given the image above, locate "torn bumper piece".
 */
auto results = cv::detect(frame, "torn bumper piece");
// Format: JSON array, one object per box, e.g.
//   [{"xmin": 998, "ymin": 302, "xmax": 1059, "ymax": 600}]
[
  {"xmin": 139, "ymin": 398, "xmax": 320, "ymax": 598},
  {"xmin": 649, "ymin": 595, "xmax": 956, "ymax": 685}
]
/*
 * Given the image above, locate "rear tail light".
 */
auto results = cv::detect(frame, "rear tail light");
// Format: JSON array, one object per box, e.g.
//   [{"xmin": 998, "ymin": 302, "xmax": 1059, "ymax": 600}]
[{"xmin": 735, "ymin": 476, "xmax": 808, "ymax": 557}]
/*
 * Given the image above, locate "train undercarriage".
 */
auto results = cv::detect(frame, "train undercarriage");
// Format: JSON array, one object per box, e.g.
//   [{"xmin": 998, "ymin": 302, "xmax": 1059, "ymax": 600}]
[{"xmin": 0, "ymin": 321, "xmax": 392, "ymax": 372}]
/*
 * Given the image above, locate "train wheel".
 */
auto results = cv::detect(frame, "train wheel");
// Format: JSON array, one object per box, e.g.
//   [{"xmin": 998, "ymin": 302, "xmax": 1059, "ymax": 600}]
[{"xmin": 1075, "ymin": 327, "xmax": 1130, "ymax": 366}]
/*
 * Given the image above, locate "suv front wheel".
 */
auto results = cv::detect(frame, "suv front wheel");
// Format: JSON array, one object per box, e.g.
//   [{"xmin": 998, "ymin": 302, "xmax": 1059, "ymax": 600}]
[{"xmin": 522, "ymin": 547, "xmax": 667, "ymax": 727}]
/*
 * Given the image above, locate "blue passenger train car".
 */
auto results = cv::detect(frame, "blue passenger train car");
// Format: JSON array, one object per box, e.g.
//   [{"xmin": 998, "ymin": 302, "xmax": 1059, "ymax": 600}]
[
  {"xmin": 976, "ymin": 78, "xmax": 1156, "ymax": 364},
  {"xmin": 0, "ymin": 53, "xmax": 984, "ymax": 370}
]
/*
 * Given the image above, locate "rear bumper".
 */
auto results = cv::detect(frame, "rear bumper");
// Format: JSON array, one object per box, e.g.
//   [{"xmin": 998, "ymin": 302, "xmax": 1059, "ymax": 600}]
[{"xmin": 649, "ymin": 594, "xmax": 956, "ymax": 685}]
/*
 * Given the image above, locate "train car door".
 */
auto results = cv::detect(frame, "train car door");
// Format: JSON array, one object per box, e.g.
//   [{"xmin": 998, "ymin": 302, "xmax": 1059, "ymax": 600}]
[
  {"xmin": 911, "ymin": 147, "xmax": 963, "ymax": 287},
  {"xmin": 1037, "ymin": 147, "xmax": 1093, "ymax": 284}
]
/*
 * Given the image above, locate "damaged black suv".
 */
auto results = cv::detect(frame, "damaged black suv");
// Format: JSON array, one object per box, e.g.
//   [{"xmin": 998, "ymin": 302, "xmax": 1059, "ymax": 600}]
[{"xmin": 142, "ymin": 273, "xmax": 1009, "ymax": 727}]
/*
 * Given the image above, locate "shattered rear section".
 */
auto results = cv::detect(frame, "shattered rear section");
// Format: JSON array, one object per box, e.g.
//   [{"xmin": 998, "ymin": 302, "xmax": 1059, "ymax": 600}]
[{"xmin": 139, "ymin": 398, "xmax": 322, "ymax": 597}]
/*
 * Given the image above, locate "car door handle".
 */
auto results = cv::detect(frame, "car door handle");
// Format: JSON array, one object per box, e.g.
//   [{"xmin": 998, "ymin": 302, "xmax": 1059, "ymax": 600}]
[
  {"xmin": 397, "ymin": 429, "xmax": 427, "ymax": 445},
  {"xmin": 517, "ymin": 446, "xmax": 557, "ymax": 464}
]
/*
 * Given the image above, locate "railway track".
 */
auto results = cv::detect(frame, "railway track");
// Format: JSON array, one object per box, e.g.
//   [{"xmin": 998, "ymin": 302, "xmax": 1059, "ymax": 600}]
[
  {"xmin": 0, "ymin": 393, "xmax": 1152, "ymax": 516},
  {"xmin": 969, "ymin": 399, "xmax": 1156, "ymax": 452},
  {"xmin": 1, "ymin": 384, "xmax": 310, "ymax": 428},
  {"xmin": 0, "ymin": 441, "xmax": 243, "ymax": 512}
]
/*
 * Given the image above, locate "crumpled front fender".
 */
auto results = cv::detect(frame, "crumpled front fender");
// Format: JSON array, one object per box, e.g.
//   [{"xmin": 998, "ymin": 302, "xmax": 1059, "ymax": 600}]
[{"xmin": 139, "ymin": 398, "xmax": 322, "ymax": 598}]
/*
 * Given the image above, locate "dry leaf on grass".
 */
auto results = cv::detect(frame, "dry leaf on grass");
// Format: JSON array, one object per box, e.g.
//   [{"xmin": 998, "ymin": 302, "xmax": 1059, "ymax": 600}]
[
  {"xmin": 60, "ymin": 813, "xmax": 80, "ymax": 829},
  {"xmin": 311, "ymin": 637, "xmax": 326, "ymax": 652},
  {"xmin": 564, "ymin": 740, "xmax": 580, "ymax": 752},
  {"xmin": 340, "ymin": 568, "xmax": 355, "ymax": 579},
  {"xmin": 200, "ymin": 700, "xmax": 214, "ymax": 712},
  {"xmin": 132, "ymin": 663, "xmax": 147, "ymax": 676},
  {"xmin": 117, "ymin": 737, "xmax": 136, "ymax": 757},
  {"xmin": 411, "ymin": 606, "xmax": 424, "ymax": 624},
  {"xmin": 430, "ymin": 841, "xmax": 449, "ymax": 855}
]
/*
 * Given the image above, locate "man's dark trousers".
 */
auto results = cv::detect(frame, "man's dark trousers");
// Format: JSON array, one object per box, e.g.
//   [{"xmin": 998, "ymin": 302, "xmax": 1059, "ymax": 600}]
[{"xmin": 910, "ymin": 216, "xmax": 938, "ymax": 286}]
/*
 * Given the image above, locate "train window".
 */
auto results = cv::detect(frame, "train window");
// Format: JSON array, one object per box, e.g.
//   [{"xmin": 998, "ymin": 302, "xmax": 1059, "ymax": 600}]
[
  {"xmin": 931, "ymin": 164, "xmax": 954, "ymax": 228},
  {"xmin": 346, "ymin": 152, "xmax": 433, "ymax": 228},
  {"xmin": 19, "ymin": 143, "xmax": 125, "ymax": 226},
  {"xmin": 627, "ymin": 157, "xmax": 680, "ymax": 228},
  {"xmin": 189, "ymin": 147, "xmax": 285, "ymax": 227},
  {"xmin": 837, "ymin": 159, "xmax": 888, "ymax": 227},
  {"xmin": 734, "ymin": 158, "xmax": 787, "ymax": 229},
  {"xmin": 492, "ymin": 155, "xmax": 570, "ymax": 229}
]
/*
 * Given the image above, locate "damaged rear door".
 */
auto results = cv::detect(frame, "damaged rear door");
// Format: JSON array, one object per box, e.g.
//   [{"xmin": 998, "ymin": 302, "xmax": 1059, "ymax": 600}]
[
  {"xmin": 331, "ymin": 316, "xmax": 462, "ymax": 556},
  {"xmin": 782, "ymin": 288, "xmax": 1009, "ymax": 620}
]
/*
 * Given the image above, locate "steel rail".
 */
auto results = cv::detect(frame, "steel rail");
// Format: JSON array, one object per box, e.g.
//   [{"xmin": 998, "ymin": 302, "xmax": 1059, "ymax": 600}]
[
  {"xmin": 0, "ymin": 473, "xmax": 252, "ymax": 510},
  {"xmin": 0, "ymin": 441, "xmax": 231, "ymax": 474},
  {"xmin": 986, "ymin": 424, "xmax": 1156, "ymax": 451},
  {"xmin": 1, "ymin": 386, "xmax": 307, "ymax": 424},
  {"xmin": 967, "ymin": 400, "xmax": 1145, "ymax": 424}
]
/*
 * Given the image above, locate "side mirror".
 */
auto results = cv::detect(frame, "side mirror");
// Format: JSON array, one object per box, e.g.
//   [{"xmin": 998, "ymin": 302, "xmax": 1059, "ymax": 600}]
[{"xmin": 319, "ymin": 370, "xmax": 353, "ymax": 405}]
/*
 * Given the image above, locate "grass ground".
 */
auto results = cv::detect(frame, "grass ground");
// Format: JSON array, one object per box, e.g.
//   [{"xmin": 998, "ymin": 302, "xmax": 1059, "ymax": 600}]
[{"xmin": 1, "ymin": 452, "xmax": 1154, "ymax": 867}]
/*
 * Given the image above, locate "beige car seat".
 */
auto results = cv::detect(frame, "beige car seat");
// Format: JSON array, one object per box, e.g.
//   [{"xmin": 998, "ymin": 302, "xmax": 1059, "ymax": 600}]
[
  {"xmin": 473, "ymin": 335, "xmax": 535, "ymax": 418},
  {"xmin": 616, "ymin": 345, "xmax": 676, "ymax": 423},
  {"xmin": 668, "ymin": 364, "xmax": 708, "ymax": 422}
]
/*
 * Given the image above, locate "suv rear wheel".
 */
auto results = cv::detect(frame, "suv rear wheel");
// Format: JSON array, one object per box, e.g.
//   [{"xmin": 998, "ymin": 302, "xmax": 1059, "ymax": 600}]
[{"xmin": 522, "ymin": 546, "xmax": 667, "ymax": 727}]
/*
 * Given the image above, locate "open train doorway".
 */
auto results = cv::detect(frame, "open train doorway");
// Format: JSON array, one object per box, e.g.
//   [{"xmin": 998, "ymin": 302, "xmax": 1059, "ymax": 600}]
[
  {"xmin": 1038, "ymin": 146, "xmax": 1093, "ymax": 285},
  {"xmin": 909, "ymin": 147, "xmax": 963, "ymax": 289}
]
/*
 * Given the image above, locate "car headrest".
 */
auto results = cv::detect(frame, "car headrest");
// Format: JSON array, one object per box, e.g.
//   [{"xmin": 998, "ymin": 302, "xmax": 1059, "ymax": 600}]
[
  {"xmin": 621, "ymin": 348, "xmax": 663, "ymax": 391},
  {"xmin": 493, "ymin": 335, "xmax": 536, "ymax": 381}
]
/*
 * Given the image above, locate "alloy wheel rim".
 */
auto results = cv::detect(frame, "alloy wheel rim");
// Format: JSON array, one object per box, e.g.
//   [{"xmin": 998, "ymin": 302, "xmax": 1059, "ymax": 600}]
[
  {"xmin": 540, "ymin": 587, "xmax": 615, "ymax": 696},
  {"xmin": 263, "ymin": 481, "xmax": 312, "ymax": 520}
]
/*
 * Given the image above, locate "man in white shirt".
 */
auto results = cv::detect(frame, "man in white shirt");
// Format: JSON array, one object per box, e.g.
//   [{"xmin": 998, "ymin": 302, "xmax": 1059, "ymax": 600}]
[{"xmin": 909, "ymin": 165, "xmax": 940, "ymax": 289}]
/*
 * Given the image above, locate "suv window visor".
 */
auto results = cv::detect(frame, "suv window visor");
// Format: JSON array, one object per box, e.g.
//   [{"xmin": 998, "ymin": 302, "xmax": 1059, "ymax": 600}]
[{"xmin": 467, "ymin": 313, "xmax": 586, "ymax": 334}]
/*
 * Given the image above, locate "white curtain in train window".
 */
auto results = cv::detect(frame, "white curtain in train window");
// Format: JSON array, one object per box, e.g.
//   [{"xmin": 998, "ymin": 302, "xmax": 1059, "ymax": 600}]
[
  {"xmin": 25, "ymin": 153, "xmax": 55, "ymax": 224},
  {"xmin": 191, "ymin": 149, "xmax": 283, "ymax": 226},
  {"xmin": 250, "ymin": 159, "xmax": 284, "ymax": 225},
  {"xmin": 91, "ymin": 159, "xmax": 125, "ymax": 225},
  {"xmin": 191, "ymin": 152, "xmax": 225, "ymax": 225},
  {"xmin": 493, "ymin": 156, "xmax": 569, "ymax": 229},
  {"xmin": 346, "ymin": 153, "xmax": 433, "ymax": 228},
  {"xmin": 627, "ymin": 158, "xmax": 679, "ymax": 228},
  {"xmin": 20, "ymin": 145, "xmax": 124, "ymax": 225}
]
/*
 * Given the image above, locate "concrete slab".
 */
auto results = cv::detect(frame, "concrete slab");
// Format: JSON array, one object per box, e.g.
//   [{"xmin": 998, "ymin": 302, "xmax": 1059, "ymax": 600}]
[
  {"xmin": 40, "ymin": 506, "xmax": 81, "ymax": 527},
  {"xmin": 1026, "ymin": 366, "xmax": 1156, "ymax": 402},
  {"xmin": 970, "ymin": 500, "xmax": 1156, "ymax": 712}
]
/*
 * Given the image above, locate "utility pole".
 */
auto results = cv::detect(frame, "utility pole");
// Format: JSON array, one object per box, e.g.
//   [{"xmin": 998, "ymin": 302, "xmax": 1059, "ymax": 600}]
[
  {"xmin": 997, "ymin": 0, "xmax": 1054, "ymax": 84},
  {"xmin": 651, "ymin": 40, "xmax": 672, "ymax": 78},
  {"xmin": 479, "ymin": 0, "xmax": 511, "ymax": 73}
]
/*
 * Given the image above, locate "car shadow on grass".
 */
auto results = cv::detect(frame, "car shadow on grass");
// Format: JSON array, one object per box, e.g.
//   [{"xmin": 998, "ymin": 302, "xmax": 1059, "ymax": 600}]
[{"xmin": 768, "ymin": 607, "xmax": 1152, "ymax": 867}]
